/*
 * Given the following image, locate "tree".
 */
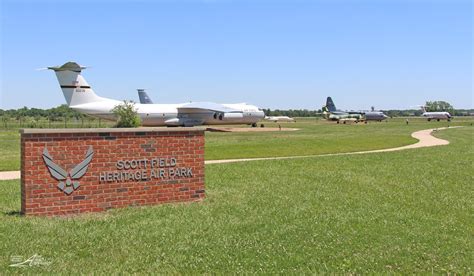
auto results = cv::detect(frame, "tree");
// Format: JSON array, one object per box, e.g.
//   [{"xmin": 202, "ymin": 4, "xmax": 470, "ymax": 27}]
[
  {"xmin": 111, "ymin": 101, "xmax": 141, "ymax": 128},
  {"xmin": 425, "ymin": 101, "xmax": 454, "ymax": 113}
]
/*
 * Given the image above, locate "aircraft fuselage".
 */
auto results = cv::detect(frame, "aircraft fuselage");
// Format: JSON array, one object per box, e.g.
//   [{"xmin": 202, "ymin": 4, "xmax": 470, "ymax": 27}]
[
  {"xmin": 422, "ymin": 112, "xmax": 452, "ymax": 121},
  {"xmin": 364, "ymin": 111, "xmax": 388, "ymax": 121},
  {"xmin": 71, "ymin": 100, "xmax": 265, "ymax": 127}
]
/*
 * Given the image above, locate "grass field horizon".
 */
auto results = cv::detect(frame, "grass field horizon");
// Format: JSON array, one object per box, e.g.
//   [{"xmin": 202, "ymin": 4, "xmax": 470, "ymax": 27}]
[{"xmin": 0, "ymin": 123, "xmax": 472, "ymax": 273}]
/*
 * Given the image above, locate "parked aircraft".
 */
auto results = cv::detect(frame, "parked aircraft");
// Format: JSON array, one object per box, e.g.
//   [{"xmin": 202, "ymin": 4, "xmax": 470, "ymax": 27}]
[
  {"xmin": 47, "ymin": 62, "xmax": 265, "ymax": 127},
  {"xmin": 364, "ymin": 111, "xmax": 389, "ymax": 122},
  {"xmin": 322, "ymin": 97, "xmax": 388, "ymax": 123},
  {"xmin": 322, "ymin": 97, "xmax": 363, "ymax": 124},
  {"xmin": 137, "ymin": 90, "xmax": 295, "ymax": 123},
  {"xmin": 420, "ymin": 106, "xmax": 452, "ymax": 121},
  {"xmin": 264, "ymin": 116, "xmax": 295, "ymax": 122}
]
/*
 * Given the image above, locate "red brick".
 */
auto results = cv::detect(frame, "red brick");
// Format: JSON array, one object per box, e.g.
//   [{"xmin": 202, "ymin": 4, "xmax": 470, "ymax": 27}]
[{"xmin": 21, "ymin": 128, "xmax": 205, "ymax": 216}]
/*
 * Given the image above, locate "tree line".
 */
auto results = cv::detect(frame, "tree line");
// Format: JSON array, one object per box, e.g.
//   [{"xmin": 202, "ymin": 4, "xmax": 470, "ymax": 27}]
[
  {"xmin": 0, "ymin": 105, "xmax": 109, "ymax": 129},
  {"xmin": 0, "ymin": 104, "xmax": 84, "ymax": 120}
]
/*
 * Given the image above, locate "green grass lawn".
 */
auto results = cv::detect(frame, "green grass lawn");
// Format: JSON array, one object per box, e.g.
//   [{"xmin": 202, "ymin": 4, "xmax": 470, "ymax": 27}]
[
  {"xmin": 206, "ymin": 118, "xmax": 412, "ymax": 160},
  {"xmin": 1, "ymin": 117, "xmax": 472, "ymax": 171},
  {"xmin": 0, "ymin": 126, "xmax": 472, "ymax": 273},
  {"xmin": 0, "ymin": 131, "xmax": 20, "ymax": 172},
  {"xmin": 205, "ymin": 117, "xmax": 456, "ymax": 160}
]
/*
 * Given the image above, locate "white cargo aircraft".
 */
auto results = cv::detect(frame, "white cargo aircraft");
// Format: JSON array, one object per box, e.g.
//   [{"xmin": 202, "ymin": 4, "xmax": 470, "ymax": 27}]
[
  {"xmin": 419, "ymin": 106, "xmax": 452, "ymax": 122},
  {"xmin": 47, "ymin": 62, "xmax": 265, "ymax": 127}
]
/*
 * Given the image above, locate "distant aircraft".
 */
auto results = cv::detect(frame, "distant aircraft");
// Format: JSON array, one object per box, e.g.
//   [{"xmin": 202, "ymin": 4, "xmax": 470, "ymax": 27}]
[
  {"xmin": 47, "ymin": 62, "xmax": 265, "ymax": 127},
  {"xmin": 420, "ymin": 106, "xmax": 452, "ymax": 121},
  {"xmin": 322, "ymin": 97, "xmax": 388, "ymax": 123},
  {"xmin": 364, "ymin": 111, "xmax": 389, "ymax": 122},
  {"xmin": 137, "ymin": 89, "xmax": 153, "ymax": 104},
  {"xmin": 264, "ymin": 116, "xmax": 295, "ymax": 122}
]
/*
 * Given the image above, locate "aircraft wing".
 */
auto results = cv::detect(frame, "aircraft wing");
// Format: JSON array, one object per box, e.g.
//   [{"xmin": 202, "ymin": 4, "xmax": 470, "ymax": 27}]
[{"xmin": 178, "ymin": 102, "xmax": 242, "ymax": 113}]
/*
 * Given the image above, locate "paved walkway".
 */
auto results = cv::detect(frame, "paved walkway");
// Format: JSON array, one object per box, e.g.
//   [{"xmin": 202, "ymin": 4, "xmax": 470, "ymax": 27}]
[
  {"xmin": 0, "ymin": 127, "xmax": 461, "ymax": 180},
  {"xmin": 0, "ymin": 171, "xmax": 20, "ymax": 181}
]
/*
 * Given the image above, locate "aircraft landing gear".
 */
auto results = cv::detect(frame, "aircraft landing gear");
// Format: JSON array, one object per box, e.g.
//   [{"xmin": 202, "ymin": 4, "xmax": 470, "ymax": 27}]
[
  {"xmin": 251, "ymin": 123, "xmax": 257, "ymax": 127},
  {"xmin": 437, "ymin": 119, "xmax": 440, "ymax": 122}
]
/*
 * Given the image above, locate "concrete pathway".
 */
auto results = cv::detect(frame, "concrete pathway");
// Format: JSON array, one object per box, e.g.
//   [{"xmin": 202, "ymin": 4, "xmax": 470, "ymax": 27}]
[
  {"xmin": 0, "ymin": 127, "xmax": 461, "ymax": 180},
  {"xmin": 0, "ymin": 171, "xmax": 20, "ymax": 181}
]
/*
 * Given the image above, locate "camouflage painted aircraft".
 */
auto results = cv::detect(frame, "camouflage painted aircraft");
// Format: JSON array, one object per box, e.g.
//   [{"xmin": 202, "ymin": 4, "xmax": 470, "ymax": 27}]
[
  {"xmin": 322, "ymin": 97, "xmax": 388, "ymax": 124},
  {"xmin": 322, "ymin": 97, "xmax": 364, "ymax": 124}
]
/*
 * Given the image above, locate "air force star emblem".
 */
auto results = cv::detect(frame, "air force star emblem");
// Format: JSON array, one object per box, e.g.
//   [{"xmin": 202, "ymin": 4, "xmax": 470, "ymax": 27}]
[{"xmin": 42, "ymin": 146, "xmax": 94, "ymax": 195}]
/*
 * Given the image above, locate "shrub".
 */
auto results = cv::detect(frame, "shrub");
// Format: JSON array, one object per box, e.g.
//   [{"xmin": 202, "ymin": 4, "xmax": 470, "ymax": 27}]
[{"xmin": 111, "ymin": 101, "xmax": 141, "ymax": 128}]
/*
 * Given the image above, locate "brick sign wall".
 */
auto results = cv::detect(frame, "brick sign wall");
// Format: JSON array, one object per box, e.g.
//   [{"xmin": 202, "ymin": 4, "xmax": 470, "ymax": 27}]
[{"xmin": 21, "ymin": 128, "xmax": 205, "ymax": 216}]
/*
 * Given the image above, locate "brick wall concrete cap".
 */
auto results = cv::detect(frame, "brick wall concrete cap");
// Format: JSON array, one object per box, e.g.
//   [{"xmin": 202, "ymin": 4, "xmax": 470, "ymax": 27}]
[{"xmin": 20, "ymin": 127, "xmax": 206, "ymax": 134}]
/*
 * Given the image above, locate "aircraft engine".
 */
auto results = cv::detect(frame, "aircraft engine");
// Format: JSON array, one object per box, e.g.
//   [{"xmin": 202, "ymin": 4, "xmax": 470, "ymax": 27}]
[{"xmin": 218, "ymin": 113, "xmax": 244, "ymax": 121}]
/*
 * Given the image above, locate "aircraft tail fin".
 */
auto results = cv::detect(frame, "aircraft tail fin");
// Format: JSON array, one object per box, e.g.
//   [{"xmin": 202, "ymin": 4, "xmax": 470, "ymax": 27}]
[
  {"xmin": 47, "ymin": 62, "xmax": 106, "ymax": 106},
  {"xmin": 326, "ymin": 97, "xmax": 337, "ymax": 112},
  {"xmin": 137, "ymin": 89, "xmax": 154, "ymax": 104}
]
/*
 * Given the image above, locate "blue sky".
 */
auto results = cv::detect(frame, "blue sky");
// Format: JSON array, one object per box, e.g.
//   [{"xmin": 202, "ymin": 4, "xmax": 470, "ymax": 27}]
[{"xmin": 1, "ymin": 0, "xmax": 472, "ymax": 110}]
